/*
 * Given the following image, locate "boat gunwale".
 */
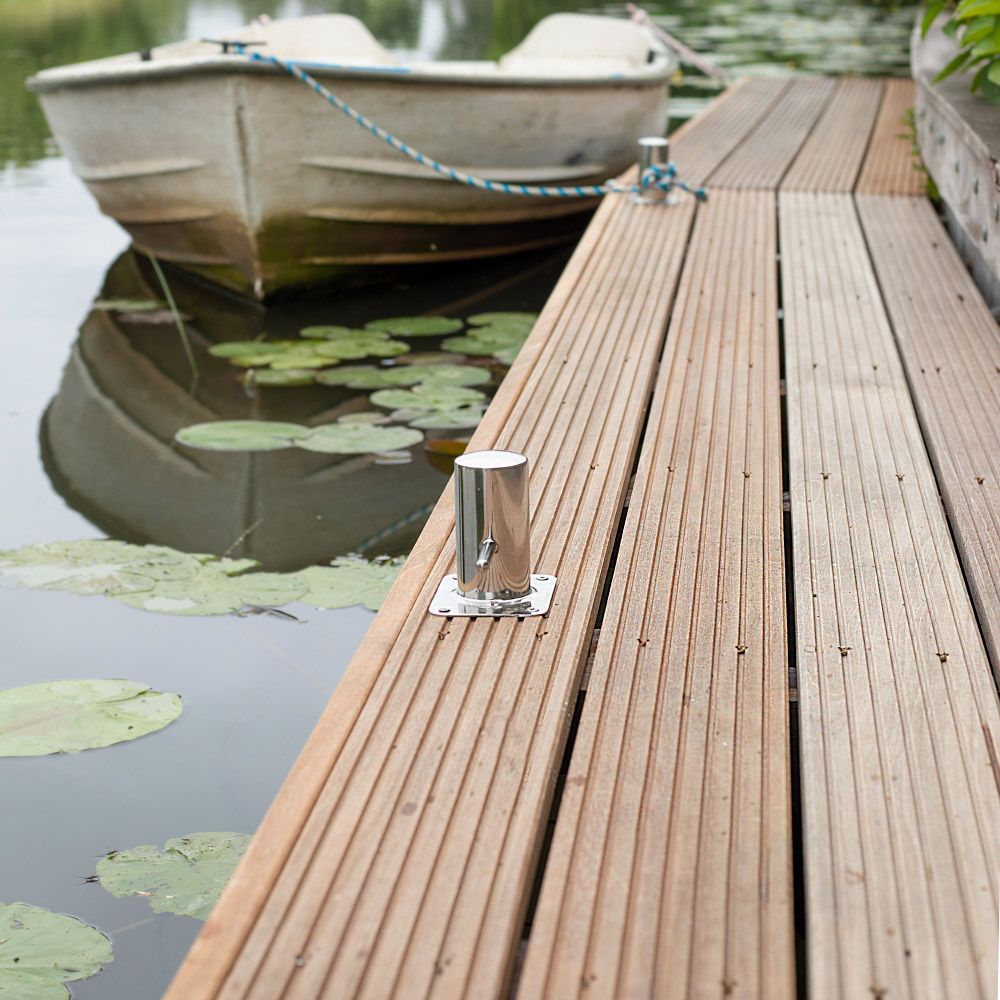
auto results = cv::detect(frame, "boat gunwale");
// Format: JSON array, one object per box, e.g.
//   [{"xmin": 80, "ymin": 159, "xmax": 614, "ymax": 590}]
[{"xmin": 26, "ymin": 52, "xmax": 675, "ymax": 94}]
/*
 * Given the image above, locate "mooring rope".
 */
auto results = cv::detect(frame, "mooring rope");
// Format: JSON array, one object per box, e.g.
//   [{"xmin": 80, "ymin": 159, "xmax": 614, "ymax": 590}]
[{"xmin": 233, "ymin": 45, "xmax": 707, "ymax": 202}]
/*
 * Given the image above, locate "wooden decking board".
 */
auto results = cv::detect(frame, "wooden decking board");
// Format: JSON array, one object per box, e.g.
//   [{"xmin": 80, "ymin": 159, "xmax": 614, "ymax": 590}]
[
  {"xmin": 857, "ymin": 193, "xmax": 1000, "ymax": 677},
  {"xmin": 781, "ymin": 77, "xmax": 883, "ymax": 192},
  {"xmin": 167, "ymin": 184, "xmax": 699, "ymax": 1000},
  {"xmin": 517, "ymin": 189, "xmax": 793, "ymax": 1000},
  {"xmin": 669, "ymin": 76, "xmax": 790, "ymax": 185},
  {"xmin": 855, "ymin": 78, "xmax": 925, "ymax": 195},
  {"xmin": 781, "ymin": 191, "xmax": 1000, "ymax": 1000},
  {"xmin": 709, "ymin": 77, "xmax": 835, "ymax": 190}
]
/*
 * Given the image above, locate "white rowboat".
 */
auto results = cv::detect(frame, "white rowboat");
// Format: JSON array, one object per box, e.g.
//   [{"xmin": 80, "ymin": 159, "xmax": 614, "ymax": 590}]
[{"xmin": 28, "ymin": 14, "xmax": 675, "ymax": 298}]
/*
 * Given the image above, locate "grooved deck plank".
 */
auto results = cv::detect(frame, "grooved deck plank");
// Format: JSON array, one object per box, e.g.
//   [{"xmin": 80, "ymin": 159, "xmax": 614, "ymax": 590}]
[
  {"xmin": 517, "ymin": 189, "xmax": 793, "ymax": 1000},
  {"xmin": 855, "ymin": 78, "xmax": 924, "ymax": 194},
  {"xmin": 164, "ymin": 169, "xmax": 705, "ymax": 1000},
  {"xmin": 670, "ymin": 77, "xmax": 790, "ymax": 185},
  {"xmin": 857, "ymin": 194, "xmax": 1000, "ymax": 677},
  {"xmin": 781, "ymin": 191, "xmax": 1000, "ymax": 1000},
  {"xmin": 781, "ymin": 78, "xmax": 883, "ymax": 192},
  {"xmin": 710, "ymin": 77, "xmax": 835, "ymax": 189}
]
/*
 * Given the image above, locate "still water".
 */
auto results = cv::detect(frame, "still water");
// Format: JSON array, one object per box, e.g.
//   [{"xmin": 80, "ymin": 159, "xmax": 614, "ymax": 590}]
[{"xmin": 1, "ymin": 0, "xmax": 913, "ymax": 996}]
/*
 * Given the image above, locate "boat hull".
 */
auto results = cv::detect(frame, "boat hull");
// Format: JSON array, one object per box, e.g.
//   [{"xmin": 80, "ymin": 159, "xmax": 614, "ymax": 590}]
[{"xmin": 34, "ymin": 66, "xmax": 669, "ymax": 297}]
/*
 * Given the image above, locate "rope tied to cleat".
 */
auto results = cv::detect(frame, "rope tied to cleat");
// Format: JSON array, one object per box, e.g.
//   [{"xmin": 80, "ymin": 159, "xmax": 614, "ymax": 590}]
[{"xmin": 230, "ymin": 44, "xmax": 708, "ymax": 203}]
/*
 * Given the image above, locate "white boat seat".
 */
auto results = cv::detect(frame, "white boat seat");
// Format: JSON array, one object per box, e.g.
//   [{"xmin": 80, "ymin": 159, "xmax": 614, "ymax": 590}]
[
  {"xmin": 175, "ymin": 14, "xmax": 399, "ymax": 67},
  {"xmin": 498, "ymin": 14, "xmax": 663, "ymax": 74}
]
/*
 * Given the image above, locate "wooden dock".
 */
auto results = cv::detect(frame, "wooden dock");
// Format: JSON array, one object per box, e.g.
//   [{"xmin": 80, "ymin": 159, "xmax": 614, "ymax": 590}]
[{"xmin": 166, "ymin": 77, "xmax": 1000, "ymax": 1000}]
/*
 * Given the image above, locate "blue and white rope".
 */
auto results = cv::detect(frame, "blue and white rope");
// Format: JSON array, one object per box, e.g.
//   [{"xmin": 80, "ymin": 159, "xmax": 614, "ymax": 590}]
[{"xmin": 235, "ymin": 46, "xmax": 707, "ymax": 202}]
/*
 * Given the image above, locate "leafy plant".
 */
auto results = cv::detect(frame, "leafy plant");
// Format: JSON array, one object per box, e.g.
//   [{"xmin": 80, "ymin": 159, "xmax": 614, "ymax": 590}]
[
  {"xmin": 96, "ymin": 833, "xmax": 251, "ymax": 920},
  {"xmin": 0, "ymin": 902, "xmax": 112, "ymax": 997},
  {"xmin": 922, "ymin": 0, "xmax": 1000, "ymax": 102}
]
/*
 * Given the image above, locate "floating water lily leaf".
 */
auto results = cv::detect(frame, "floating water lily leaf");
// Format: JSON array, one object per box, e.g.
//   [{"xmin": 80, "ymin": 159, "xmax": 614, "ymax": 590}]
[
  {"xmin": 491, "ymin": 344, "xmax": 521, "ymax": 366},
  {"xmin": 0, "ymin": 901, "xmax": 112, "ymax": 999},
  {"xmin": 269, "ymin": 355, "xmax": 331, "ymax": 371},
  {"xmin": 365, "ymin": 316, "xmax": 463, "ymax": 337},
  {"xmin": 407, "ymin": 407, "xmax": 486, "ymax": 430},
  {"xmin": 337, "ymin": 412, "xmax": 391, "ymax": 425},
  {"xmin": 175, "ymin": 421, "xmax": 309, "ymax": 452},
  {"xmin": 316, "ymin": 364, "xmax": 488, "ymax": 390},
  {"xmin": 118, "ymin": 309, "xmax": 190, "ymax": 326},
  {"xmin": 297, "ymin": 555, "xmax": 404, "ymax": 611},
  {"xmin": 467, "ymin": 311, "xmax": 537, "ymax": 329},
  {"xmin": 439, "ymin": 336, "xmax": 497, "ymax": 357},
  {"xmin": 116, "ymin": 586, "xmax": 245, "ymax": 617},
  {"xmin": 297, "ymin": 424, "xmax": 423, "ymax": 454},
  {"xmin": 395, "ymin": 351, "xmax": 465, "ymax": 366},
  {"xmin": 92, "ymin": 298, "xmax": 166, "ymax": 313},
  {"xmin": 244, "ymin": 369, "xmax": 317, "ymax": 387},
  {"xmin": 95, "ymin": 833, "xmax": 251, "ymax": 921},
  {"xmin": 0, "ymin": 540, "xmax": 403, "ymax": 616},
  {"xmin": 369, "ymin": 384, "xmax": 486, "ymax": 412},
  {"xmin": 315, "ymin": 365, "xmax": 397, "ymax": 389},
  {"xmin": 208, "ymin": 341, "xmax": 277, "ymax": 359},
  {"xmin": 312, "ymin": 334, "xmax": 408, "ymax": 361},
  {"xmin": 389, "ymin": 365, "xmax": 490, "ymax": 388},
  {"xmin": 0, "ymin": 680, "xmax": 182, "ymax": 757},
  {"xmin": 299, "ymin": 325, "xmax": 368, "ymax": 340}
]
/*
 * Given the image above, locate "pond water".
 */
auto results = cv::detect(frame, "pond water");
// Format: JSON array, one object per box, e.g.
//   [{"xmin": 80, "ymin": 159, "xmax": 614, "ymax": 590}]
[{"xmin": 1, "ymin": 0, "xmax": 915, "ymax": 996}]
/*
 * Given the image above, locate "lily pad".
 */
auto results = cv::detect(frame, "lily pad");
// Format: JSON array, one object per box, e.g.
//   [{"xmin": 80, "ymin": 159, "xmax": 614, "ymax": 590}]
[
  {"xmin": 337, "ymin": 412, "xmax": 391, "ymax": 425},
  {"xmin": 316, "ymin": 364, "xmax": 489, "ymax": 390},
  {"xmin": 208, "ymin": 341, "xmax": 279, "ymax": 359},
  {"xmin": 118, "ymin": 309, "xmax": 190, "ymax": 325},
  {"xmin": 0, "ymin": 902, "xmax": 112, "ymax": 999},
  {"xmin": 92, "ymin": 298, "xmax": 166, "ymax": 313},
  {"xmin": 299, "ymin": 325, "xmax": 368, "ymax": 340},
  {"xmin": 0, "ymin": 540, "xmax": 403, "ymax": 616},
  {"xmin": 407, "ymin": 407, "xmax": 487, "ymax": 430},
  {"xmin": 395, "ymin": 351, "xmax": 465, "ymax": 366},
  {"xmin": 369, "ymin": 384, "xmax": 486, "ymax": 412},
  {"xmin": 243, "ymin": 369, "xmax": 317, "ymax": 387},
  {"xmin": 491, "ymin": 345, "xmax": 521, "ymax": 366},
  {"xmin": 315, "ymin": 365, "xmax": 399, "ymax": 389},
  {"xmin": 365, "ymin": 316, "xmax": 463, "ymax": 337},
  {"xmin": 467, "ymin": 311, "xmax": 537, "ymax": 329},
  {"xmin": 175, "ymin": 421, "xmax": 309, "ymax": 452},
  {"xmin": 0, "ymin": 680, "xmax": 182, "ymax": 757},
  {"xmin": 312, "ymin": 334, "xmax": 408, "ymax": 361},
  {"xmin": 297, "ymin": 555, "xmax": 404, "ymax": 611},
  {"xmin": 297, "ymin": 424, "xmax": 423, "ymax": 454},
  {"xmin": 95, "ymin": 832, "xmax": 251, "ymax": 921},
  {"xmin": 439, "ymin": 336, "xmax": 498, "ymax": 356},
  {"xmin": 268, "ymin": 355, "xmax": 331, "ymax": 370}
]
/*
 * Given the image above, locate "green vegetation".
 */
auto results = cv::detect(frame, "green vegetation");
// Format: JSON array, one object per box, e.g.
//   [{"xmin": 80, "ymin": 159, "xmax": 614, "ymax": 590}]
[
  {"xmin": 0, "ymin": 540, "xmax": 404, "ymax": 615},
  {"xmin": 96, "ymin": 832, "xmax": 251, "ymax": 920},
  {"xmin": 0, "ymin": 902, "xmax": 112, "ymax": 998},
  {"xmin": 0, "ymin": 679, "xmax": 181, "ymax": 756},
  {"xmin": 923, "ymin": 0, "xmax": 1000, "ymax": 102}
]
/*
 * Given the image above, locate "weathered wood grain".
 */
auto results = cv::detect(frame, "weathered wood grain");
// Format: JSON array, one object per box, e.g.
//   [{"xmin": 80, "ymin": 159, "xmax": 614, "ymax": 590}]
[
  {"xmin": 781, "ymin": 77, "xmax": 883, "ymax": 192},
  {"xmin": 782, "ymin": 191, "xmax": 1000, "ymax": 1000},
  {"xmin": 856, "ymin": 78, "xmax": 925, "ymax": 195},
  {"xmin": 517, "ymin": 188, "xmax": 793, "ymax": 1000},
  {"xmin": 710, "ymin": 77, "xmax": 834, "ymax": 189}
]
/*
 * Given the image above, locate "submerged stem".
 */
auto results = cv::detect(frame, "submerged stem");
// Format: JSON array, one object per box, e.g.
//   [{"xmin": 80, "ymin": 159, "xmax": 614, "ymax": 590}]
[{"xmin": 148, "ymin": 253, "xmax": 199, "ymax": 384}]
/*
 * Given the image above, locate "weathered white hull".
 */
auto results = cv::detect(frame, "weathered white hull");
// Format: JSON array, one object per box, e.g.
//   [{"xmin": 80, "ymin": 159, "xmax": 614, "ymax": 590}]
[{"xmin": 29, "ymin": 15, "xmax": 673, "ymax": 298}]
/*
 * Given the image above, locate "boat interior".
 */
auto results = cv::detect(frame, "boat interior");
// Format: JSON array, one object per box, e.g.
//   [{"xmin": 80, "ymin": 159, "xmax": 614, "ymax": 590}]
[{"xmin": 29, "ymin": 14, "xmax": 675, "ymax": 87}]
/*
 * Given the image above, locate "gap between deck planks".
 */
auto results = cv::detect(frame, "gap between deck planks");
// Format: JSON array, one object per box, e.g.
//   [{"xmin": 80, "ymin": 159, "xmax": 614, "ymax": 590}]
[
  {"xmin": 782, "ymin": 191, "xmax": 1000, "ymax": 1000},
  {"xmin": 517, "ymin": 189, "xmax": 793, "ymax": 1000}
]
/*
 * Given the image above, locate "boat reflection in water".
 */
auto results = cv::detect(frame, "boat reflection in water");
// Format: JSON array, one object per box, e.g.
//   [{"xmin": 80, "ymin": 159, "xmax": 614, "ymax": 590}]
[{"xmin": 41, "ymin": 249, "xmax": 567, "ymax": 571}]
